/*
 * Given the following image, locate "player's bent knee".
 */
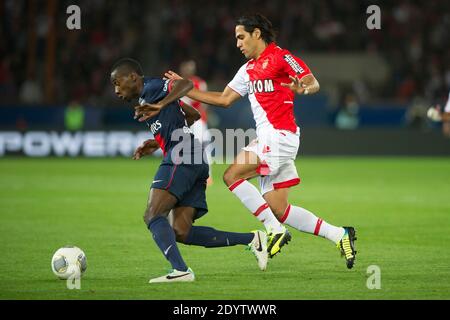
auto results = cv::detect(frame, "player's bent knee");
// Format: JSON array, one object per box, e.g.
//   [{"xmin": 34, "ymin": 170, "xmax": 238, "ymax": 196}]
[
  {"xmin": 173, "ymin": 225, "xmax": 190, "ymax": 243},
  {"xmin": 143, "ymin": 214, "xmax": 151, "ymax": 226},
  {"xmin": 143, "ymin": 211, "xmax": 168, "ymax": 227},
  {"xmin": 143, "ymin": 205, "xmax": 160, "ymax": 226},
  {"xmin": 143, "ymin": 211, "xmax": 153, "ymax": 226}
]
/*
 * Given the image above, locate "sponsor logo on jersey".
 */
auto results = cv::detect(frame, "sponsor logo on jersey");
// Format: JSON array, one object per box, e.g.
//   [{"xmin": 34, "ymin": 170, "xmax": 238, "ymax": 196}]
[
  {"xmin": 149, "ymin": 120, "xmax": 162, "ymax": 134},
  {"xmin": 283, "ymin": 54, "xmax": 304, "ymax": 74},
  {"xmin": 163, "ymin": 79, "xmax": 170, "ymax": 92},
  {"xmin": 248, "ymin": 79, "xmax": 275, "ymax": 94},
  {"xmin": 182, "ymin": 126, "xmax": 193, "ymax": 134}
]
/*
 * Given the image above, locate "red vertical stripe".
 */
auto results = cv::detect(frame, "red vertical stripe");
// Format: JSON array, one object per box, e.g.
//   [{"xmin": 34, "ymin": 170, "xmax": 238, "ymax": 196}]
[
  {"xmin": 228, "ymin": 179, "xmax": 245, "ymax": 192},
  {"xmin": 254, "ymin": 203, "xmax": 269, "ymax": 217},
  {"xmin": 279, "ymin": 205, "xmax": 291, "ymax": 223},
  {"xmin": 154, "ymin": 133, "xmax": 166, "ymax": 156},
  {"xmin": 167, "ymin": 79, "xmax": 174, "ymax": 92},
  {"xmin": 314, "ymin": 219, "xmax": 323, "ymax": 235},
  {"xmin": 165, "ymin": 165, "xmax": 178, "ymax": 190}
]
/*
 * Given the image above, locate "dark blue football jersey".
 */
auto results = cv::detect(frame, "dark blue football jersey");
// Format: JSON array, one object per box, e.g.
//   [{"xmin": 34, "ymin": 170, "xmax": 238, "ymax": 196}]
[{"xmin": 138, "ymin": 77, "xmax": 203, "ymax": 164}]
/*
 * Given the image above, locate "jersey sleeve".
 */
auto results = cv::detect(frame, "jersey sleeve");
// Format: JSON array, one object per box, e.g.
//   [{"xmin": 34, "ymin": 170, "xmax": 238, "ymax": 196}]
[
  {"xmin": 142, "ymin": 78, "xmax": 172, "ymax": 103},
  {"xmin": 227, "ymin": 63, "xmax": 248, "ymax": 97},
  {"xmin": 281, "ymin": 53, "xmax": 312, "ymax": 80}
]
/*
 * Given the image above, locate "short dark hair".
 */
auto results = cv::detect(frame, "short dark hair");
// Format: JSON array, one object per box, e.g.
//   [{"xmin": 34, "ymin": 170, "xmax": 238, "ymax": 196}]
[
  {"xmin": 236, "ymin": 14, "xmax": 276, "ymax": 44},
  {"xmin": 111, "ymin": 58, "xmax": 143, "ymax": 76}
]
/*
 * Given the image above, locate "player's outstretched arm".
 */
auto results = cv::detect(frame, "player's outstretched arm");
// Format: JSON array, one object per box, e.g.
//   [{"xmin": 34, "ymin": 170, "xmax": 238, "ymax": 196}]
[
  {"xmin": 134, "ymin": 79, "xmax": 194, "ymax": 122},
  {"xmin": 165, "ymin": 70, "xmax": 241, "ymax": 108},
  {"xmin": 159, "ymin": 79, "xmax": 194, "ymax": 107},
  {"xmin": 281, "ymin": 74, "xmax": 320, "ymax": 95},
  {"xmin": 133, "ymin": 139, "xmax": 160, "ymax": 160}
]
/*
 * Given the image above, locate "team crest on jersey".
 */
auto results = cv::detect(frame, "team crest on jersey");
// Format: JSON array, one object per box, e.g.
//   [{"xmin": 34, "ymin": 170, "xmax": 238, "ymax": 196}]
[{"xmin": 262, "ymin": 58, "xmax": 269, "ymax": 69}]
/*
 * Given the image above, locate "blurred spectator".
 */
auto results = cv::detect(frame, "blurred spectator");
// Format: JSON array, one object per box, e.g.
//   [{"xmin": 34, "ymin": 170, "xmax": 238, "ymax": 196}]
[
  {"xmin": 64, "ymin": 100, "xmax": 85, "ymax": 131},
  {"xmin": 0, "ymin": 0, "xmax": 449, "ymax": 107},
  {"xmin": 405, "ymin": 95, "xmax": 429, "ymax": 130},
  {"xmin": 0, "ymin": 58, "xmax": 17, "ymax": 104},
  {"xmin": 18, "ymin": 75, "xmax": 42, "ymax": 105},
  {"xmin": 335, "ymin": 93, "xmax": 359, "ymax": 130}
]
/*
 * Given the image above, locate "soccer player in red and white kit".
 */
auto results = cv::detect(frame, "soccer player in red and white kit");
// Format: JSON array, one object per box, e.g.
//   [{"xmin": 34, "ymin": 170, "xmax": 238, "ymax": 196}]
[
  {"xmin": 179, "ymin": 60, "xmax": 214, "ymax": 185},
  {"xmin": 138, "ymin": 14, "xmax": 357, "ymax": 268}
]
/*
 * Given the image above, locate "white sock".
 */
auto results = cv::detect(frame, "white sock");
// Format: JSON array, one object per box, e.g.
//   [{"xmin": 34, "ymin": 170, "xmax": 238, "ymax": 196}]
[
  {"xmin": 229, "ymin": 179, "xmax": 285, "ymax": 233},
  {"xmin": 280, "ymin": 205, "xmax": 345, "ymax": 243}
]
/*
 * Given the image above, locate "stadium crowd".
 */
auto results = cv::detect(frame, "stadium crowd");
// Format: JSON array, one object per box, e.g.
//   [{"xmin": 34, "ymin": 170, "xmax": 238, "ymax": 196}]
[{"xmin": 0, "ymin": 0, "xmax": 449, "ymax": 106}]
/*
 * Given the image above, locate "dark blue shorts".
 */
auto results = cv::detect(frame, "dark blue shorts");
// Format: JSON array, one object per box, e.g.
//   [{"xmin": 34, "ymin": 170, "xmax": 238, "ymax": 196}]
[{"xmin": 151, "ymin": 161, "xmax": 209, "ymax": 220}]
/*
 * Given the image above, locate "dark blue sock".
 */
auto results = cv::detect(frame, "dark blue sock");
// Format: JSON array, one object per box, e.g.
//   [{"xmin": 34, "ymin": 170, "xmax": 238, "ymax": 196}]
[
  {"xmin": 147, "ymin": 216, "xmax": 188, "ymax": 272},
  {"xmin": 185, "ymin": 226, "xmax": 254, "ymax": 248}
]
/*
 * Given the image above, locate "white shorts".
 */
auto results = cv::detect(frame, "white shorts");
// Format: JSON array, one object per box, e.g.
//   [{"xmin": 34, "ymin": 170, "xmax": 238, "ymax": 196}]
[{"xmin": 243, "ymin": 126, "xmax": 301, "ymax": 195}]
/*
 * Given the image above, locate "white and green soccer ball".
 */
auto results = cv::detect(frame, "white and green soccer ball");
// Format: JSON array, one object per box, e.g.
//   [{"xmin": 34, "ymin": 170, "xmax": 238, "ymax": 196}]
[{"xmin": 51, "ymin": 246, "xmax": 87, "ymax": 280}]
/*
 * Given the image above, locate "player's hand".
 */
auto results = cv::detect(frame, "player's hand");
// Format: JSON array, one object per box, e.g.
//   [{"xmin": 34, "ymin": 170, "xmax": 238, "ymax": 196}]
[
  {"xmin": 427, "ymin": 105, "xmax": 442, "ymax": 122},
  {"xmin": 134, "ymin": 103, "xmax": 162, "ymax": 122},
  {"xmin": 133, "ymin": 141, "xmax": 158, "ymax": 159},
  {"xmin": 133, "ymin": 144, "xmax": 146, "ymax": 160},
  {"xmin": 281, "ymin": 75, "xmax": 307, "ymax": 94},
  {"xmin": 164, "ymin": 70, "xmax": 183, "ymax": 81}
]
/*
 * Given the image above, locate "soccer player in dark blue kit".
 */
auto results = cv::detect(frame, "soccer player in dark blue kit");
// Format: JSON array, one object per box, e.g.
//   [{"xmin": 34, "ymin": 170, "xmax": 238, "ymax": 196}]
[{"xmin": 110, "ymin": 58, "xmax": 268, "ymax": 283}]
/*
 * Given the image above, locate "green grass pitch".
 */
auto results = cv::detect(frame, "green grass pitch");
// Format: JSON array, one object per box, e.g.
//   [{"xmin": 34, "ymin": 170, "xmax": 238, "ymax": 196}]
[{"xmin": 1, "ymin": 157, "xmax": 449, "ymax": 300}]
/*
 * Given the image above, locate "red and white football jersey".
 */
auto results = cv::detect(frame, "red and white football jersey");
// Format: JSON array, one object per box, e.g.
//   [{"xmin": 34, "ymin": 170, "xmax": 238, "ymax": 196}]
[{"xmin": 228, "ymin": 43, "xmax": 311, "ymax": 133}]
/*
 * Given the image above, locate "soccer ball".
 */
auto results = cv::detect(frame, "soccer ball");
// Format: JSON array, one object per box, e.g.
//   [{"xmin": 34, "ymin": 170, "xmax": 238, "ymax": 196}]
[{"xmin": 51, "ymin": 246, "xmax": 87, "ymax": 280}]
